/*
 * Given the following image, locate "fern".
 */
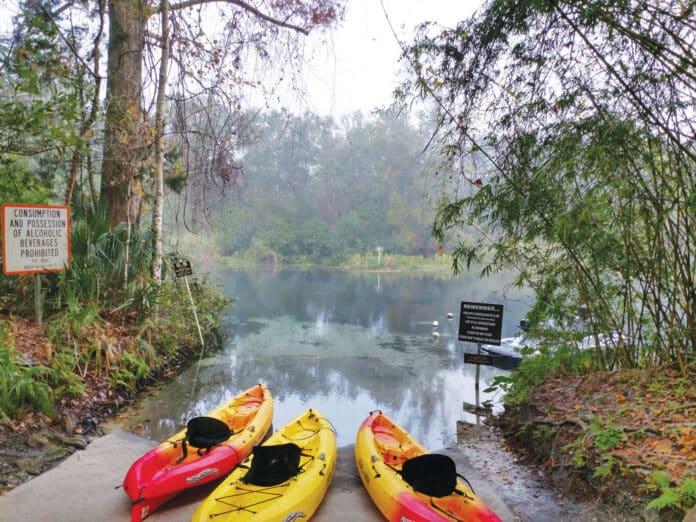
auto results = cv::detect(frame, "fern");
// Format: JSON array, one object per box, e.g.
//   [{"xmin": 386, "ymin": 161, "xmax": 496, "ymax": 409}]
[
  {"xmin": 646, "ymin": 472, "xmax": 696, "ymax": 515},
  {"xmin": 679, "ymin": 477, "xmax": 696, "ymax": 507},
  {"xmin": 0, "ymin": 347, "xmax": 55, "ymax": 419},
  {"xmin": 647, "ymin": 489, "xmax": 681, "ymax": 511}
]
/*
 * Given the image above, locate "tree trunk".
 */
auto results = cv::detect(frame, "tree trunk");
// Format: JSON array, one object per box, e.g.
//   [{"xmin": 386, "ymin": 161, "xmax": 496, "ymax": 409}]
[
  {"xmin": 101, "ymin": 0, "xmax": 146, "ymax": 228},
  {"xmin": 65, "ymin": 150, "xmax": 79, "ymax": 205},
  {"xmin": 151, "ymin": 0, "xmax": 170, "ymax": 282}
]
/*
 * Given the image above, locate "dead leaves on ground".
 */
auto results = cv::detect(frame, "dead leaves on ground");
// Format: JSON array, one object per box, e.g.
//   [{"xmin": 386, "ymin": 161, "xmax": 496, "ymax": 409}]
[{"xmin": 531, "ymin": 367, "xmax": 695, "ymax": 487}]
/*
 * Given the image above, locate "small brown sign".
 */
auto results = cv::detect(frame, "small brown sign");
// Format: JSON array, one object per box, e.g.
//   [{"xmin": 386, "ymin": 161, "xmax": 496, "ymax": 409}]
[{"xmin": 464, "ymin": 353, "xmax": 494, "ymax": 366}]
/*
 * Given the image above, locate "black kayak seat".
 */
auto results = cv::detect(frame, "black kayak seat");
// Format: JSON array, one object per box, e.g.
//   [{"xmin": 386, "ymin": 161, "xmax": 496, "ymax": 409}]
[
  {"xmin": 186, "ymin": 416, "xmax": 232, "ymax": 449},
  {"xmin": 242, "ymin": 443, "xmax": 302, "ymax": 486},
  {"xmin": 177, "ymin": 416, "xmax": 232, "ymax": 462},
  {"xmin": 401, "ymin": 453, "xmax": 458, "ymax": 497}
]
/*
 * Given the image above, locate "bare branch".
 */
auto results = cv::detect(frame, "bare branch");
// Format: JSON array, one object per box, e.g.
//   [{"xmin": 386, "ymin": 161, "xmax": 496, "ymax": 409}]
[{"xmin": 169, "ymin": 0, "xmax": 309, "ymax": 35}]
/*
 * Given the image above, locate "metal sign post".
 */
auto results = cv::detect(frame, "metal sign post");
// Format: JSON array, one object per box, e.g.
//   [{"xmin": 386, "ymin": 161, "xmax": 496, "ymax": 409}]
[{"xmin": 475, "ymin": 343, "xmax": 481, "ymax": 410}]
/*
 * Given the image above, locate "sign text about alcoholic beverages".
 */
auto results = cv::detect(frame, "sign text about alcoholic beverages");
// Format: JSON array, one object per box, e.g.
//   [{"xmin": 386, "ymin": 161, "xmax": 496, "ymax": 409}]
[
  {"xmin": 2, "ymin": 204, "xmax": 71, "ymax": 275},
  {"xmin": 458, "ymin": 301, "xmax": 504, "ymax": 346}
]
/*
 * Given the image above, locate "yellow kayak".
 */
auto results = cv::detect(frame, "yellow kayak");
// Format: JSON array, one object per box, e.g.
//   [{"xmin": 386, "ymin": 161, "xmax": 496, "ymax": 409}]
[
  {"xmin": 191, "ymin": 408, "xmax": 336, "ymax": 521},
  {"xmin": 355, "ymin": 410, "xmax": 502, "ymax": 521},
  {"xmin": 123, "ymin": 383, "xmax": 273, "ymax": 521}
]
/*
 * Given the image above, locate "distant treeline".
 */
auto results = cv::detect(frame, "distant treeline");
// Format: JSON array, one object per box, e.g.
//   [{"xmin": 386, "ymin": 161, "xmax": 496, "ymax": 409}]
[{"xmin": 174, "ymin": 111, "xmax": 448, "ymax": 264}]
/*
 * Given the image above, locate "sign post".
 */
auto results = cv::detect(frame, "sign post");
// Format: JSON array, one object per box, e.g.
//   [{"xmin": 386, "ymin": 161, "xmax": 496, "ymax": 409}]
[
  {"xmin": 2, "ymin": 204, "xmax": 71, "ymax": 325},
  {"xmin": 172, "ymin": 259, "xmax": 204, "ymax": 349},
  {"xmin": 459, "ymin": 301, "xmax": 504, "ymax": 422},
  {"xmin": 173, "ymin": 259, "xmax": 207, "ymax": 392}
]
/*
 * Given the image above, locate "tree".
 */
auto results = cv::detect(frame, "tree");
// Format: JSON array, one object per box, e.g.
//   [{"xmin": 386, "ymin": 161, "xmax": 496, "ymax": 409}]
[
  {"xmin": 1, "ymin": 3, "xmax": 93, "ymax": 196},
  {"xmin": 101, "ymin": 0, "xmax": 344, "ymax": 229},
  {"xmin": 401, "ymin": 0, "xmax": 695, "ymax": 371},
  {"xmin": 102, "ymin": 0, "xmax": 147, "ymax": 228},
  {"xmin": 204, "ymin": 110, "xmax": 440, "ymax": 260}
]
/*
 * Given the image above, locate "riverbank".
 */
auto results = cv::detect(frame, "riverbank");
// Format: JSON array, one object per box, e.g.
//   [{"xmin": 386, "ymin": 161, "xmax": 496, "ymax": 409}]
[
  {"xmin": 0, "ymin": 300, "xmax": 226, "ymax": 493},
  {"xmin": 1, "ymin": 316, "xmax": 693, "ymax": 520},
  {"xmin": 496, "ymin": 366, "xmax": 695, "ymax": 521},
  {"xmin": 214, "ymin": 251, "xmax": 456, "ymax": 273}
]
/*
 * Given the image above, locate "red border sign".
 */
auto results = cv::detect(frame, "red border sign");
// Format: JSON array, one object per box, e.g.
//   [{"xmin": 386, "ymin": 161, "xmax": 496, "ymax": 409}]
[{"xmin": 2, "ymin": 203, "xmax": 71, "ymax": 275}]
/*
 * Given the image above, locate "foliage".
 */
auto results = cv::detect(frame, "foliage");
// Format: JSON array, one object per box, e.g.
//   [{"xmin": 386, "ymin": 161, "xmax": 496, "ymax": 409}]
[
  {"xmin": 646, "ymin": 472, "xmax": 696, "ymax": 517},
  {"xmin": 401, "ymin": 0, "xmax": 696, "ymax": 372},
  {"xmin": 485, "ymin": 343, "xmax": 596, "ymax": 406},
  {"xmin": 193, "ymin": 110, "xmax": 442, "ymax": 263},
  {"xmin": 0, "ymin": 8, "xmax": 84, "ymax": 159},
  {"xmin": 501, "ymin": 364, "xmax": 695, "ymax": 519},
  {"xmin": 588, "ymin": 418, "xmax": 627, "ymax": 452},
  {"xmin": 45, "ymin": 201, "xmax": 154, "ymax": 313},
  {"xmin": 0, "ymin": 157, "xmax": 51, "ymax": 204},
  {"xmin": 0, "ymin": 323, "xmax": 54, "ymax": 421}
]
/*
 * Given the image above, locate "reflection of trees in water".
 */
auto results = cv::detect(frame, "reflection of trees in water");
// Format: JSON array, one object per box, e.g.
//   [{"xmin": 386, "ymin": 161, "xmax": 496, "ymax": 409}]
[
  {"xmin": 218, "ymin": 269, "xmax": 532, "ymax": 337},
  {"xmin": 119, "ymin": 270, "xmax": 527, "ymax": 444},
  {"xmin": 194, "ymin": 337, "xmax": 462, "ymax": 446}
]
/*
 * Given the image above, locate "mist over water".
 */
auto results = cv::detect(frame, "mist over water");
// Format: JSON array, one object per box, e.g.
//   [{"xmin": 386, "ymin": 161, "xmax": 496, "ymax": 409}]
[{"xmin": 111, "ymin": 268, "xmax": 532, "ymax": 449}]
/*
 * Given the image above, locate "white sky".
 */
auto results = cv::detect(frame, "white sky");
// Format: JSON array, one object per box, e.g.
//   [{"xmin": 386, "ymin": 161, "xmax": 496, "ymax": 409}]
[
  {"xmin": 0, "ymin": 0, "xmax": 482, "ymax": 117},
  {"xmin": 281, "ymin": 0, "xmax": 482, "ymax": 116}
]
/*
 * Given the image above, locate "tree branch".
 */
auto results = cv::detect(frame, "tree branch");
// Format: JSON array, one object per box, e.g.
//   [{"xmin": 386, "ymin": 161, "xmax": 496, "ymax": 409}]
[{"xmin": 169, "ymin": 0, "xmax": 309, "ymax": 35}]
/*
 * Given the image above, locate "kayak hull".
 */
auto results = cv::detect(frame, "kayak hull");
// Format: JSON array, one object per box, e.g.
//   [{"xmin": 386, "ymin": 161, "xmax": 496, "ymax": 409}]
[
  {"xmin": 355, "ymin": 410, "xmax": 502, "ymax": 522},
  {"xmin": 123, "ymin": 383, "xmax": 273, "ymax": 521},
  {"xmin": 191, "ymin": 408, "xmax": 337, "ymax": 521}
]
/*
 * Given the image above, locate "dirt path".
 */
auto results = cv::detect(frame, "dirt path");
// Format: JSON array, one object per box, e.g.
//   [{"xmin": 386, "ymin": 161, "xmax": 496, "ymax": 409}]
[{"xmin": 458, "ymin": 423, "xmax": 636, "ymax": 521}]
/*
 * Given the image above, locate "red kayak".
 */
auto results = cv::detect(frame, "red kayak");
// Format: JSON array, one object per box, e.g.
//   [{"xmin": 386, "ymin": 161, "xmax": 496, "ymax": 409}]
[{"xmin": 122, "ymin": 383, "xmax": 273, "ymax": 521}]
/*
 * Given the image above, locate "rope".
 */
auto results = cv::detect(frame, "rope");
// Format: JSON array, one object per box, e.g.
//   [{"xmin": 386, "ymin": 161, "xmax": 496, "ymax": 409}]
[{"xmin": 209, "ymin": 484, "xmax": 286, "ymax": 518}]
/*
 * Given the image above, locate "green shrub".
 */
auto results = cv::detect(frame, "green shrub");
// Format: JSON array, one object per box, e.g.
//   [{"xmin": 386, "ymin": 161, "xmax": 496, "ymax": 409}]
[{"xmin": 0, "ymin": 324, "xmax": 55, "ymax": 421}]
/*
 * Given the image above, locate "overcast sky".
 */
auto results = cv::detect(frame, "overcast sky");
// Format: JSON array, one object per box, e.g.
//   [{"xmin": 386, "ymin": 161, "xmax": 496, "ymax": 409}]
[
  {"xmin": 282, "ymin": 0, "xmax": 482, "ymax": 117},
  {"xmin": 0, "ymin": 0, "xmax": 482, "ymax": 117}
]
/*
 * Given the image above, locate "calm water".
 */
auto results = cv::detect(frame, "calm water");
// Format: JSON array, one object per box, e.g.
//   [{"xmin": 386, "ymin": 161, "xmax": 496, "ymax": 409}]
[{"xmin": 111, "ymin": 268, "xmax": 532, "ymax": 449}]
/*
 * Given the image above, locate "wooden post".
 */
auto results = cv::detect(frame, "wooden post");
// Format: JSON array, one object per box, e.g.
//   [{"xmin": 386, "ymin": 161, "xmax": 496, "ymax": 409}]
[
  {"xmin": 184, "ymin": 274, "xmax": 206, "ymax": 392},
  {"xmin": 34, "ymin": 274, "xmax": 42, "ymax": 325},
  {"xmin": 184, "ymin": 275, "xmax": 205, "ymax": 349}
]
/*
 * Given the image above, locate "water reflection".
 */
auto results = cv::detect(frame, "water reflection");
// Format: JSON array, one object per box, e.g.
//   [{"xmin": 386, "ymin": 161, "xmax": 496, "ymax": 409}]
[{"xmin": 110, "ymin": 269, "xmax": 532, "ymax": 450}]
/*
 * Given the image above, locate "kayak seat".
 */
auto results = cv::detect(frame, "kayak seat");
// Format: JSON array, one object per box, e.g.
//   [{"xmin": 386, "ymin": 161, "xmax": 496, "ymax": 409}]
[
  {"xmin": 177, "ymin": 416, "xmax": 232, "ymax": 462},
  {"xmin": 227, "ymin": 405, "xmax": 257, "ymax": 430},
  {"xmin": 401, "ymin": 453, "xmax": 458, "ymax": 498},
  {"xmin": 186, "ymin": 416, "xmax": 233, "ymax": 449},
  {"xmin": 242, "ymin": 443, "xmax": 302, "ymax": 486}
]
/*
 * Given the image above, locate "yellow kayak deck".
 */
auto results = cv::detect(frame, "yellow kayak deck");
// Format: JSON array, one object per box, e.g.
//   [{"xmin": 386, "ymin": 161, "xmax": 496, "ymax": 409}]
[{"xmin": 192, "ymin": 408, "xmax": 336, "ymax": 521}]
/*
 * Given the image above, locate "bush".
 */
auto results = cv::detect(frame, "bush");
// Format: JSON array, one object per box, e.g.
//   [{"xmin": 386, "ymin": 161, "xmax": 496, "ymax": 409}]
[{"xmin": 0, "ymin": 323, "xmax": 55, "ymax": 422}]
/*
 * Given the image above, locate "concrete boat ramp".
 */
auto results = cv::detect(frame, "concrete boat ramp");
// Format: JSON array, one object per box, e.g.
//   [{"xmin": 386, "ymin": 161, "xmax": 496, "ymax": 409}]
[{"xmin": 0, "ymin": 430, "xmax": 516, "ymax": 521}]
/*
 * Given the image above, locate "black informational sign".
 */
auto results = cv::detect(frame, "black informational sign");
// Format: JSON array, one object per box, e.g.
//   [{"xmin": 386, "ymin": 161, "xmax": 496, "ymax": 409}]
[
  {"xmin": 173, "ymin": 259, "xmax": 193, "ymax": 278},
  {"xmin": 458, "ymin": 301, "xmax": 504, "ymax": 346}
]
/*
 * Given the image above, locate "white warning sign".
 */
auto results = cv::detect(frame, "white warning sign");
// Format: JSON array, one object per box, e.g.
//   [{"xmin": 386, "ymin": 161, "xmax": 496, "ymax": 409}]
[{"xmin": 2, "ymin": 204, "xmax": 71, "ymax": 275}]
